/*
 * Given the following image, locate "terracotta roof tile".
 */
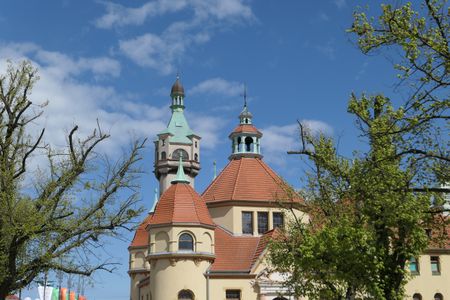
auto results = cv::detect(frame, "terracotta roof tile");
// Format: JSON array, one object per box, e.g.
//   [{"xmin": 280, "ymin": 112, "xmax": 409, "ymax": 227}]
[
  {"xmin": 150, "ymin": 183, "xmax": 214, "ymax": 227},
  {"xmin": 211, "ymin": 227, "xmax": 260, "ymax": 272},
  {"xmin": 230, "ymin": 124, "xmax": 262, "ymax": 136},
  {"xmin": 129, "ymin": 214, "xmax": 153, "ymax": 248},
  {"xmin": 202, "ymin": 157, "xmax": 302, "ymax": 203},
  {"xmin": 251, "ymin": 229, "xmax": 280, "ymax": 268}
]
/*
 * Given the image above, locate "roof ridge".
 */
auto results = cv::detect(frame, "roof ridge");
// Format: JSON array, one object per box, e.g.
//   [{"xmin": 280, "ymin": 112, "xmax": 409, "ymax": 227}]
[
  {"xmin": 186, "ymin": 184, "xmax": 202, "ymax": 223},
  {"xmin": 231, "ymin": 159, "xmax": 243, "ymax": 200}
]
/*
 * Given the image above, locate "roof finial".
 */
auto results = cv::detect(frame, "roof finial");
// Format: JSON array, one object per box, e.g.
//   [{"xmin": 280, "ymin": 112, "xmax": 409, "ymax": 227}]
[
  {"xmin": 171, "ymin": 154, "xmax": 190, "ymax": 184},
  {"xmin": 176, "ymin": 70, "xmax": 180, "ymax": 80},
  {"xmin": 241, "ymin": 83, "xmax": 248, "ymax": 108},
  {"xmin": 213, "ymin": 161, "xmax": 217, "ymax": 179}
]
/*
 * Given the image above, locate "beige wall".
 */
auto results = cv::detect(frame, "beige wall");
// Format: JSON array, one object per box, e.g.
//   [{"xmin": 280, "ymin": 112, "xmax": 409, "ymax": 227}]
[
  {"xmin": 149, "ymin": 225, "xmax": 215, "ymax": 254},
  {"xmin": 210, "ymin": 205, "xmax": 307, "ymax": 236},
  {"xmin": 150, "ymin": 259, "xmax": 210, "ymax": 300},
  {"xmin": 405, "ymin": 253, "xmax": 450, "ymax": 299},
  {"xmin": 209, "ymin": 277, "xmax": 259, "ymax": 300}
]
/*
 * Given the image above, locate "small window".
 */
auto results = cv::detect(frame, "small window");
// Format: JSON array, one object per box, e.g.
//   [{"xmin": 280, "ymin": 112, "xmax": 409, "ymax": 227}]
[
  {"xmin": 195, "ymin": 141, "xmax": 198, "ymax": 148},
  {"xmin": 178, "ymin": 290, "xmax": 194, "ymax": 300},
  {"xmin": 161, "ymin": 139, "xmax": 165, "ymax": 146},
  {"xmin": 257, "ymin": 212, "xmax": 268, "ymax": 234},
  {"xmin": 173, "ymin": 148, "xmax": 189, "ymax": 160},
  {"xmin": 434, "ymin": 293, "xmax": 443, "ymax": 300},
  {"xmin": 273, "ymin": 212, "xmax": 284, "ymax": 229},
  {"xmin": 413, "ymin": 294, "xmax": 422, "ymax": 300},
  {"xmin": 179, "ymin": 233, "xmax": 194, "ymax": 251},
  {"xmin": 409, "ymin": 257, "xmax": 419, "ymax": 275},
  {"xmin": 161, "ymin": 151, "xmax": 166, "ymax": 160},
  {"xmin": 242, "ymin": 212, "xmax": 253, "ymax": 235},
  {"xmin": 431, "ymin": 256, "xmax": 440, "ymax": 275},
  {"xmin": 226, "ymin": 290, "xmax": 241, "ymax": 300},
  {"xmin": 194, "ymin": 153, "xmax": 198, "ymax": 162}
]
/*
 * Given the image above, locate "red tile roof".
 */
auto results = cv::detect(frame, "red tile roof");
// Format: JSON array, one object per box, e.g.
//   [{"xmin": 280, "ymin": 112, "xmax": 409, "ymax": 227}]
[
  {"xmin": 202, "ymin": 157, "xmax": 302, "ymax": 203},
  {"xmin": 230, "ymin": 124, "xmax": 262, "ymax": 136},
  {"xmin": 129, "ymin": 214, "xmax": 153, "ymax": 248},
  {"xmin": 211, "ymin": 226, "xmax": 260, "ymax": 272},
  {"xmin": 251, "ymin": 229, "xmax": 280, "ymax": 268},
  {"xmin": 150, "ymin": 183, "xmax": 214, "ymax": 227}
]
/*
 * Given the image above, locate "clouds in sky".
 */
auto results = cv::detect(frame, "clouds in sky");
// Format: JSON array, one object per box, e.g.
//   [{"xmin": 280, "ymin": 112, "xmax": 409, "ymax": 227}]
[
  {"xmin": 261, "ymin": 120, "xmax": 333, "ymax": 167},
  {"xmin": 0, "ymin": 43, "xmax": 223, "ymax": 169},
  {"xmin": 190, "ymin": 77, "xmax": 242, "ymax": 97},
  {"xmin": 96, "ymin": 0, "xmax": 255, "ymax": 74}
]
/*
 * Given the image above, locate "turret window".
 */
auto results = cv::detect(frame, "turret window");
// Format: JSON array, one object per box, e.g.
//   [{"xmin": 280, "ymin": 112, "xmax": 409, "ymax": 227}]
[
  {"xmin": 413, "ymin": 294, "xmax": 422, "ymax": 300},
  {"xmin": 161, "ymin": 151, "xmax": 166, "ymax": 160},
  {"xmin": 179, "ymin": 233, "xmax": 194, "ymax": 251},
  {"xmin": 434, "ymin": 293, "xmax": 443, "ymax": 300},
  {"xmin": 178, "ymin": 290, "xmax": 194, "ymax": 300},
  {"xmin": 173, "ymin": 148, "xmax": 189, "ymax": 160},
  {"xmin": 245, "ymin": 137, "xmax": 253, "ymax": 152},
  {"xmin": 194, "ymin": 153, "xmax": 198, "ymax": 162}
]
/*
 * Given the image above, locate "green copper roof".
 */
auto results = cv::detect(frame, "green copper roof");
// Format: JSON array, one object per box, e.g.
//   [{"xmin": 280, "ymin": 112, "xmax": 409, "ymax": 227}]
[
  {"xmin": 158, "ymin": 108, "xmax": 195, "ymax": 144},
  {"xmin": 171, "ymin": 156, "xmax": 190, "ymax": 184}
]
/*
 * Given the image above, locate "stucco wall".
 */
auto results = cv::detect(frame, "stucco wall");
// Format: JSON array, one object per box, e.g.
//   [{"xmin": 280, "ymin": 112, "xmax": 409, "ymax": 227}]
[{"xmin": 405, "ymin": 253, "xmax": 450, "ymax": 299}]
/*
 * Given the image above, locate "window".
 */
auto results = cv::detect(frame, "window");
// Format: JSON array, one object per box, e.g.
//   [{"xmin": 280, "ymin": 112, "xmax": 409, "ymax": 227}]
[
  {"xmin": 273, "ymin": 298, "xmax": 288, "ymax": 300},
  {"xmin": 413, "ymin": 293, "xmax": 422, "ymax": 300},
  {"xmin": 226, "ymin": 290, "xmax": 241, "ymax": 300},
  {"xmin": 273, "ymin": 212, "xmax": 284, "ymax": 229},
  {"xmin": 172, "ymin": 148, "xmax": 189, "ymax": 160},
  {"xmin": 409, "ymin": 257, "xmax": 419, "ymax": 274},
  {"xmin": 179, "ymin": 233, "xmax": 194, "ymax": 251},
  {"xmin": 245, "ymin": 136, "xmax": 253, "ymax": 152},
  {"xmin": 434, "ymin": 293, "xmax": 443, "ymax": 300},
  {"xmin": 161, "ymin": 139, "xmax": 165, "ymax": 146},
  {"xmin": 194, "ymin": 153, "xmax": 198, "ymax": 162},
  {"xmin": 161, "ymin": 151, "xmax": 166, "ymax": 160},
  {"xmin": 431, "ymin": 256, "xmax": 440, "ymax": 275},
  {"xmin": 257, "ymin": 212, "xmax": 268, "ymax": 234},
  {"xmin": 195, "ymin": 141, "xmax": 197, "ymax": 148},
  {"xmin": 242, "ymin": 212, "xmax": 253, "ymax": 234},
  {"xmin": 178, "ymin": 290, "xmax": 194, "ymax": 300}
]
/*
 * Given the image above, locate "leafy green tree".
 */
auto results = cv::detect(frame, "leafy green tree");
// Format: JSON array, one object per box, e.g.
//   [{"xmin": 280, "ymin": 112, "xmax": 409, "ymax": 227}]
[
  {"xmin": 270, "ymin": 1, "xmax": 448, "ymax": 299},
  {"xmin": 0, "ymin": 61, "xmax": 145, "ymax": 299}
]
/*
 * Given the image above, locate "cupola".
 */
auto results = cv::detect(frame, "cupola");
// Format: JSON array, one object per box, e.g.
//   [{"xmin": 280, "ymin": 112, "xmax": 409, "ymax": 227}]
[{"xmin": 229, "ymin": 99, "xmax": 263, "ymax": 160}]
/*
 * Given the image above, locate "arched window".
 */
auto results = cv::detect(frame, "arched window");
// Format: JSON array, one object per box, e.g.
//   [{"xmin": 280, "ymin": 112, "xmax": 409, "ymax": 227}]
[
  {"xmin": 194, "ymin": 153, "xmax": 198, "ymax": 162},
  {"xmin": 434, "ymin": 293, "xmax": 443, "ymax": 300},
  {"xmin": 178, "ymin": 290, "xmax": 194, "ymax": 300},
  {"xmin": 172, "ymin": 148, "xmax": 189, "ymax": 160},
  {"xmin": 273, "ymin": 298, "xmax": 288, "ymax": 300},
  {"xmin": 245, "ymin": 136, "xmax": 253, "ymax": 152},
  {"xmin": 161, "ymin": 151, "xmax": 166, "ymax": 160},
  {"xmin": 179, "ymin": 233, "xmax": 194, "ymax": 251},
  {"xmin": 413, "ymin": 293, "xmax": 422, "ymax": 300}
]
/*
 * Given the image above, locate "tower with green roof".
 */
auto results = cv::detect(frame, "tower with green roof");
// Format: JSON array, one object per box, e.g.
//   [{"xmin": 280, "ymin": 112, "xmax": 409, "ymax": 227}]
[{"xmin": 154, "ymin": 76, "xmax": 201, "ymax": 194}]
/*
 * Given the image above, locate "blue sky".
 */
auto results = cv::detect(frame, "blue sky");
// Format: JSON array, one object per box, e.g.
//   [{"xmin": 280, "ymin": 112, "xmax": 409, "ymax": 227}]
[{"xmin": 0, "ymin": 0, "xmax": 415, "ymax": 299}]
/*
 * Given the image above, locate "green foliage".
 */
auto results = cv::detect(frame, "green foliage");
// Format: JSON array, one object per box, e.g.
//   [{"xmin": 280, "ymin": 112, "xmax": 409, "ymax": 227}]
[
  {"xmin": 270, "ymin": 1, "xmax": 448, "ymax": 299},
  {"xmin": 0, "ymin": 61, "xmax": 146, "ymax": 298}
]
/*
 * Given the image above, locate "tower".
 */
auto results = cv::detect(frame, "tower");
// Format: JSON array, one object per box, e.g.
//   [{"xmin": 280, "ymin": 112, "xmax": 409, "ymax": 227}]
[
  {"xmin": 229, "ymin": 99, "xmax": 263, "ymax": 160},
  {"xmin": 154, "ymin": 76, "xmax": 201, "ymax": 194}
]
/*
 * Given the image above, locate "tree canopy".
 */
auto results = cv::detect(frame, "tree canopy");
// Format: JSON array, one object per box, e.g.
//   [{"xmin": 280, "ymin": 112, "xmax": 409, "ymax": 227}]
[
  {"xmin": 270, "ymin": 1, "xmax": 449, "ymax": 299},
  {"xmin": 0, "ymin": 61, "xmax": 145, "ymax": 299}
]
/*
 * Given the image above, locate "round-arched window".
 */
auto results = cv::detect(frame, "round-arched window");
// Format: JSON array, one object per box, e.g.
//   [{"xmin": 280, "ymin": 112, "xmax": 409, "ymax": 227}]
[
  {"xmin": 161, "ymin": 151, "xmax": 166, "ymax": 160},
  {"xmin": 413, "ymin": 294, "xmax": 422, "ymax": 300},
  {"xmin": 194, "ymin": 153, "xmax": 198, "ymax": 162},
  {"xmin": 179, "ymin": 233, "xmax": 194, "ymax": 251},
  {"xmin": 172, "ymin": 148, "xmax": 189, "ymax": 160},
  {"xmin": 434, "ymin": 293, "xmax": 443, "ymax": 300},
  {"xmin": 178, "ymin": 290, "xmax": 194, "ymax": 300}
]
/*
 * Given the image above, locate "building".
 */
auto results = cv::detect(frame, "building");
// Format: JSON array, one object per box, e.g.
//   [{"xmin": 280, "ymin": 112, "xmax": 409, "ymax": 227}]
[{"xmin": 128, "ymin": 77, "xmax": 449, "ymax": 300}]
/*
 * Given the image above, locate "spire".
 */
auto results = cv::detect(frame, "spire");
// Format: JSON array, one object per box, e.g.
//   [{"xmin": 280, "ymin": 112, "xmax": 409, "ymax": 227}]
[
  {"xmin": 150, "ymin": 187, "xmax": 158, "ymax": 213},
  {"xmin": 239, "ymin": 85, "xmax": 253, "ymax": 125},
  {"xmin": 172, "ymin": 155, "xmax": 190, "ymax": 184},
  {"xmin": 170, "ymin": 73, "xmax": 185, "ymax": 110}
]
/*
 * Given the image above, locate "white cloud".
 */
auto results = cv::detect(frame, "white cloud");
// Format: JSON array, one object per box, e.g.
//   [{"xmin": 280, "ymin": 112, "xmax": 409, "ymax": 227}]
[
  {"xmin": 260, "ymin": 120, "xmax": 333, "ymax": 167},
  {"xmin": 334, "ymin": 0, "xmax": 346, "ymax": 9},
  {"xmin": 190, "ymin": 78, "xmax": 242, "ymax": 97},
  {"xmin": 0, "ymin": 42, "xmax": 169, "ymax": 164},
  {"xmin": 110, "ymin": 0, "xmax": 255, "ymax": 74},
  {"xmin": 95, "ymin": 0, "xmax": 188, "ymax": 29},
  {"xmin": 188, "ymin": 114, "xmax": 224, "ymax": 150},
  {"xmin": 318, "ymin": 12, "xmax": 330, "ymax": 22},
  {"xmin": 315, "ymin": 39, "xmax": 336, "ymax": 60}
]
